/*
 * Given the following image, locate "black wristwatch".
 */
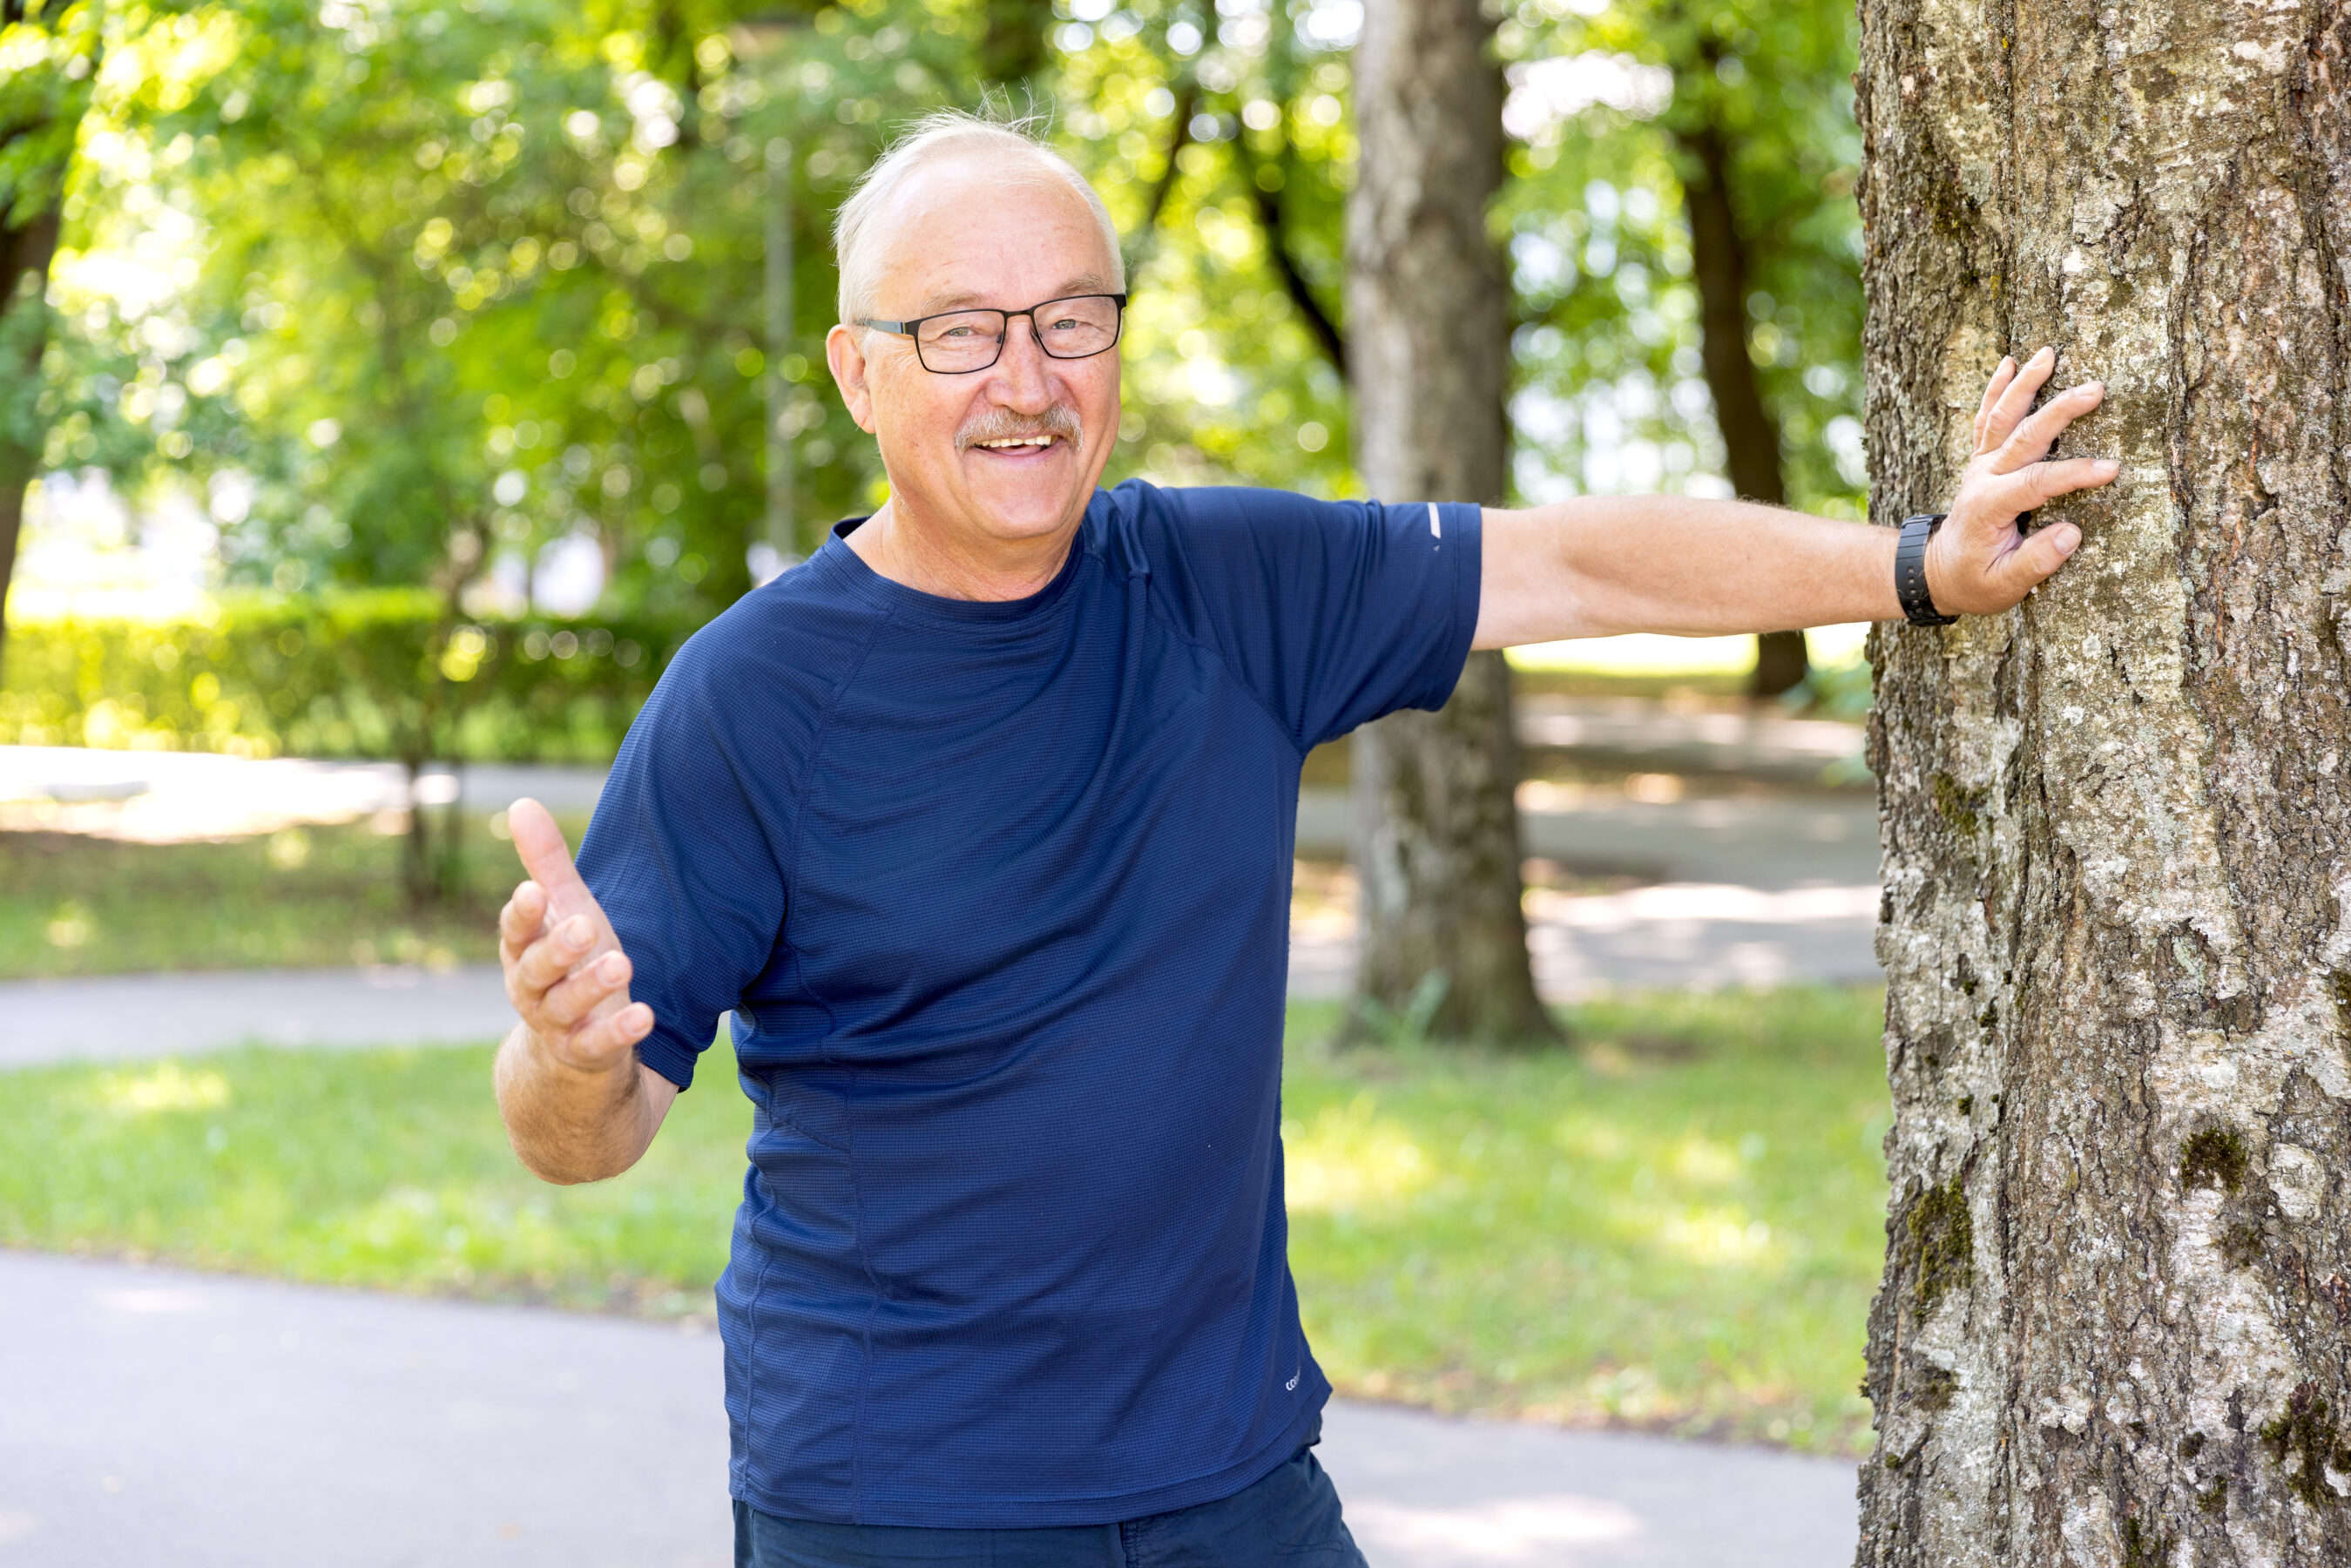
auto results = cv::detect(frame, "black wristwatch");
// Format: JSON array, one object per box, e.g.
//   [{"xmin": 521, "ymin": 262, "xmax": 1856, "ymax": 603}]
[{"xmin": 1895, "ymin": 514, "xmax": 1956, "ymax": 626}]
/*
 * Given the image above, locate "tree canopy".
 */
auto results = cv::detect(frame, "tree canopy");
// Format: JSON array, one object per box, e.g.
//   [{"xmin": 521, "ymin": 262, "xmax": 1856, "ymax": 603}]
[{"xmin": 7, "ymin": 0, "xmax": 1863, "ymax": 638}]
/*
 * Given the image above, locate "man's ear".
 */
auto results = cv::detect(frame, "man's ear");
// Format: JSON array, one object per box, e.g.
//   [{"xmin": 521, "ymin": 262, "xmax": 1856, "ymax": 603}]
[{"xmin": 826, "ymin": 324, "xmax": 878, "ymax": 434}]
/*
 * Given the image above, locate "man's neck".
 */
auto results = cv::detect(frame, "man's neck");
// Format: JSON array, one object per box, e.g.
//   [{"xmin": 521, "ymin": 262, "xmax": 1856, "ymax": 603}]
[{"xmin": 845, "ymin": 500, "xmax": 1080, "ymax": 603}]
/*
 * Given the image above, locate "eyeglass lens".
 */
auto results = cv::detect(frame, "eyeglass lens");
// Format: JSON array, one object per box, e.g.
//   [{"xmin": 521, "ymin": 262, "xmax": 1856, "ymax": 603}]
[{"xmin": 915, "ymin": 296, "xmax": 1122, "ymax": 372}]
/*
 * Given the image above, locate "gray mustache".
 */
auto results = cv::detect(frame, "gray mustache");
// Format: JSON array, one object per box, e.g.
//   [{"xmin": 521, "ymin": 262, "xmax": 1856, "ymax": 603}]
[{"xmin": 957, "ymin": 405, "xmax": 1084, "ymax": 451}]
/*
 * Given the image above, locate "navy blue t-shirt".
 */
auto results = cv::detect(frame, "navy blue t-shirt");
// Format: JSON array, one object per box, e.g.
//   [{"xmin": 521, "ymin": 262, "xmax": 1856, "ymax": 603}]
[{"xmin": 577, "ymin": 479, "xmax": 1481, "ymax": 1527}]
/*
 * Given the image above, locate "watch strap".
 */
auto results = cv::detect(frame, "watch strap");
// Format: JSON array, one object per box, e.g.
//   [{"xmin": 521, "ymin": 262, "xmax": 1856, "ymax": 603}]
[{"xmin": 1895, "ymin": 514, "xmax": 1956, "ymax": 626}]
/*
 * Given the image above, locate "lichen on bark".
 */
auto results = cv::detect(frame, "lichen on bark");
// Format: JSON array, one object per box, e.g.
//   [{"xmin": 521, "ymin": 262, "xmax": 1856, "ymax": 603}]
[{"xmin": 1855, "ymin": 0, "xmax": 2351, "ymax": 1560}]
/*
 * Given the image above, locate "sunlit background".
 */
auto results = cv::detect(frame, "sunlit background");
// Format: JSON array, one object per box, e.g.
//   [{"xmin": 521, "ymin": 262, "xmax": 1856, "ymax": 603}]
[
  {"xmin": 0, "ymin": 0, "xmax": 1895, "ymax": 1502},
  {"xmin": 4, "ymin": 0, "xmax": 1863, "ymax": 666}
]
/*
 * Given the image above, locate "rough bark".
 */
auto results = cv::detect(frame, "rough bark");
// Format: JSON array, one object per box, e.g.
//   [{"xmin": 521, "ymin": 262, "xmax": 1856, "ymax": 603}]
[
  {"xmin": 1857, "ymin": 0, "xmax": 2351, "ymax": 1563},
  {"xmin": 1345, "ymin": 0, "xmax": 1556, "ymax": 1045},
  {"xmin": 1678, "ymin": 115, "xmax": 1810, "ymax": 699}
]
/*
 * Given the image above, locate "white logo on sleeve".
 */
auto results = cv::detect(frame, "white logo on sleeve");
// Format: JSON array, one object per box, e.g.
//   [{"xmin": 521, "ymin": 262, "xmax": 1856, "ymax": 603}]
[{"xmin": 1285, "ymin": 1364, "xmax": 1301, "ymax": 1392}]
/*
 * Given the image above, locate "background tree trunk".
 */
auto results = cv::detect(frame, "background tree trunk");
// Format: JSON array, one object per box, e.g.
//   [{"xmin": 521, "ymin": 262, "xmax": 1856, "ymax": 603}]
[
  {"xmin": 977, "ymin": 0, "xmax": 1054, "ymax": 95},
  {"xmin": 1676, "ymin": 113, "xmax": 1809, "ymax": 699},
  {"xmin": 1345, "ymin": 0, "xmax": 1555, "ymax": 1046},
  {"xmin": 1858, "ymin": 0, "xmax": 2351, "ymax": 1562},
  {"xmin": 0, "ymin": 200, "xmax": 60, "ymax": 666},
  {"xmin": 0, "ymin": 0, "xmax": 84, "ymax": 671}
]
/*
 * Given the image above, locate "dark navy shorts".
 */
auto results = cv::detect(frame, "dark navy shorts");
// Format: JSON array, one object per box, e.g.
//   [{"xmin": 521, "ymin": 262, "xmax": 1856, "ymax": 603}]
[{"xmin": 732, "ymin": 1423, "xmax": 1366, "ymax": 1568}]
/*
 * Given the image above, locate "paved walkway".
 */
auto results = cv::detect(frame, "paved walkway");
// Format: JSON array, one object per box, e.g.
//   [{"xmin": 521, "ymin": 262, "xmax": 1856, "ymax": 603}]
[
  {"xmin": 0, "ymin": 703, "xmax": 1869, "ymax": 839},
  {"xmin": 2, "ymin": 769, "xmax": 1880, "ymax": 1069},
  {"xmin": 1513, "ymin": 696, "xmax": 1867, "ymax": 791},
  {"xmin": 0, "ymin": 748, "xmax": 605, "ymax": 841},
  {"xmin": 2, "ymin": 745, "xmax": 1878, "ymax": 882},
  {"xmin": 0, "ymin": 1251, "xmax": 1861, "ymax": 1567},
  {"xmin": 2, "ymin": 877, "xmax": 1882, "ymax": 1070},
  {"xmin": 0, "ymin": 964, "xmax": 517, "ymax": 1068},
  {"xmin": 4, "ymin": 739, "xmax": 1880, "ymax": 1032}
]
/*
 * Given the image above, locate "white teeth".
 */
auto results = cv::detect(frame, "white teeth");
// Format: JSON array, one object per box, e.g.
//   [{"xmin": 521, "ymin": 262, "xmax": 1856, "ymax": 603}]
[{"xmin": 976, "ymin": 436, "xmax": 1053, "ymax": 449}]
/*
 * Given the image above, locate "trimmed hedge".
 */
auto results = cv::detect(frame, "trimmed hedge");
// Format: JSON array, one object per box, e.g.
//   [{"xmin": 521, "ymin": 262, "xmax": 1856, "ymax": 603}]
[{"xmin": 0, "ymin": 591, "xmax": 702, "ymax": 765}]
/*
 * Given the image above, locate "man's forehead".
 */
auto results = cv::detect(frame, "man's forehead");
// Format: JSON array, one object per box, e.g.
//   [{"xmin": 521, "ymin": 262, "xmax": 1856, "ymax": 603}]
[
  {"xmin": 866, "ymin": 155, "xmax": 1117, "ymax": 314},
  {"xmin": 910, "ymin": 272, "xmax": 1120, "ymax": 315}
]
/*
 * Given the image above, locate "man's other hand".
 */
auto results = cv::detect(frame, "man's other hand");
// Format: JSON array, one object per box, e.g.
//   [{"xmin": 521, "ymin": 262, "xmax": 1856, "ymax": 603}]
[
  {"xmin": 498, "ymin": 798, "xmax": 653, "ymax": 1075},
  {"xmin": 1927, "ymin": 346, "xmax": 2120, "ymax": 616}
]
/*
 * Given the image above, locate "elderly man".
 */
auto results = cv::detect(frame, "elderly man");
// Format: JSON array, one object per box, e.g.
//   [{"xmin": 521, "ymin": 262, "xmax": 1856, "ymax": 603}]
[{"xmin": 491, "ymin": 112, "xmax": 2112, "ymax": 1563}]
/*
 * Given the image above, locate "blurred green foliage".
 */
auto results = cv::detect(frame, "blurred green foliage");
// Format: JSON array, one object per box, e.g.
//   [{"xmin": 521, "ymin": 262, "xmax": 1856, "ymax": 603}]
[
  {"xmin": 0, "ymin": 2, "xmax": 100, "ymax": 227},
  {"xmin": 0, "ymin": 592, "xmax": 691, "ymax": 759},
  {"xmin": 1500, "ymin": 0, "xmax": 1864, "ymax": 514},
  {"xmin": 11, "ymin": 0, "xmax": 1861, "ymax": 637}
]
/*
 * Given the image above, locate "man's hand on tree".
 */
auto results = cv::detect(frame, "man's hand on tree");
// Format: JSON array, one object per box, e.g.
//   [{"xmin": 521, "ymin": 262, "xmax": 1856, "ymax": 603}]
[
  {"xmin": 1926, "ymin": 346, "xmax": 2120, "ymax": 616},
  {"xmin": 498, "ymin": 798, "xmax": 654, "ymax": 1075}
]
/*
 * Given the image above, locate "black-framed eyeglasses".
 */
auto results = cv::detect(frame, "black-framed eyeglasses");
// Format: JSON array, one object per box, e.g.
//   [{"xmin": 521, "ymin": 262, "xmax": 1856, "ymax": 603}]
[{"xmin": 858, "ymin": 293, "xmax": 1128, "ymax": 374}]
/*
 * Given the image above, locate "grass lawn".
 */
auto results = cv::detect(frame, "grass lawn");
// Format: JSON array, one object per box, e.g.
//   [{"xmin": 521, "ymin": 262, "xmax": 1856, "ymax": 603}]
[
  {"xmin": 0, "ymin": 814, "xmax": 585, "ymax": 979},
  {"xmin": 0, "ymin": 989, "xmax": 1891, "ymax": 1455}
]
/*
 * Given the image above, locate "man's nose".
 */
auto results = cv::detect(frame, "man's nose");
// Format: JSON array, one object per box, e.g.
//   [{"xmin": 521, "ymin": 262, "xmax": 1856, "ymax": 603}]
[{"xmin": 989, "ymin": 314, "xmax": 1055, "ymax": 406}]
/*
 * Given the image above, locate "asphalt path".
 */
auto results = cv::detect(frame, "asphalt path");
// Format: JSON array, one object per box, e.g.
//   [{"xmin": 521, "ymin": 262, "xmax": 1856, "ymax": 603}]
[
  {"xmin": 0, "ymin": 786, "xmax": 1879, "ymax": 1069},
  {"xmin": 0, "ymin": 1251, "xmax": 1861, "ymax": 1568}
]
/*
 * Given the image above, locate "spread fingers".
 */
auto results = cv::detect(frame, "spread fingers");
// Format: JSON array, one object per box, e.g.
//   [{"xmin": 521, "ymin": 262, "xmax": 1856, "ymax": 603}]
[
  {"xmin": 1979, "ymin": 346, "xmax": 2057, "ymax": 453},
  {"xmin": 1994, "ymin": 382, "xmax": 2104, "ymax": 472},
  {"xmin": 1972, "ymin": 356, "xmax": 2018, "ymax": 449},
  {"xmin": 1993, "ymin": 456, "xmax": 2121, "ymax": 515}
]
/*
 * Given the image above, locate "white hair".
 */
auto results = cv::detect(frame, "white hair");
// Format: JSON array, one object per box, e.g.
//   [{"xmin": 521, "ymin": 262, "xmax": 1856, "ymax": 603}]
[{"xmin": 832, "ymin": 108, "xmax": 1126, "ymax": 325}]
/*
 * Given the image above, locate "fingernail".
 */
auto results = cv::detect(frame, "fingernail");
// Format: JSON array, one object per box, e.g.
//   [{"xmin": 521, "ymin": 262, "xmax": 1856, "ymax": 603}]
[
  {"xmin": 600, "ymin": 954, "xmax": 625, "ymax": 981},
  {"xmin": 563, "ymin": 917, "xmax": 590, "ymax": 947},
  {"xmin": 2096, "ymin": 458, "xmax": 2119, "ymax": 473},
  {"xmin": 2055, "ymin": 525, "xmax": 2081, "ymax": 553}
]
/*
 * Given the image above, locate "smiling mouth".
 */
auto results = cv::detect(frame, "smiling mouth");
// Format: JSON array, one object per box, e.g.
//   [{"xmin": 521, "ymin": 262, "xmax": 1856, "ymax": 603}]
[{"xmin": 972, "ymin": 435, "xmax": 1059, "ymax": 451}]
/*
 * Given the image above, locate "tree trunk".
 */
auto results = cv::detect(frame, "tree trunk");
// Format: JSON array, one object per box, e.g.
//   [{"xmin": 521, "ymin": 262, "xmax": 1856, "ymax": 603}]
[
  {"xmin": 1678, "ymin": 115, "xmax": 1808, "ymax": 699},
  {"xmin": 1345, "ymin": 0, "xmax": 1556, "ymax": 1046},
  {"xmin": 0, "ymin": 161, "xmax": 65, "ymax": 672},
  {"xmin": 977, "ymin": 0, "xmax": 1053, "ymax": 94},
  {"xmin": 1857, "ymin": 1, "xmax": 2351, "ymax": 1563},
  {"xmin": 1, "ymin": 0, "xmax": 94, "ymax": 669}
]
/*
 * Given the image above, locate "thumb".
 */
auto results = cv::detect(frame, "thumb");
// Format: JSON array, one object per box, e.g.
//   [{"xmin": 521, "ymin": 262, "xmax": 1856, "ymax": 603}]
[
  {"xmin": 1992, "ymin": 520, "xmax": 2081, "ymax": 602},
  {"xmin": 509, "ymin": 798, "xmax": 592, "ymax": 917}
]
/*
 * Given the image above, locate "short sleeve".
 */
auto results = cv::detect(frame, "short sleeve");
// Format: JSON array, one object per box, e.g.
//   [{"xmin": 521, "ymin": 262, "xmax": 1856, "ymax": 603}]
[
  {"xmin": 573, "ymin": 639, "xmax": 789, "ymax": 1091},
  {"xmin": 1123, "ymin": 483, "xmax": 1483, "ymax": 750}
]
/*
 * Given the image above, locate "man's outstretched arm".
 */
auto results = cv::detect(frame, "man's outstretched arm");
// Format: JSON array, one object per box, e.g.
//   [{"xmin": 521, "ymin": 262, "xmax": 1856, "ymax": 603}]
[
  {"xmin": 1474, "ymin": 348, "xmax": 2118, "ymax": 649},
  {"xmin": 492, "ymin": 798, "xmax": 678, "ymax": 1184}
]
